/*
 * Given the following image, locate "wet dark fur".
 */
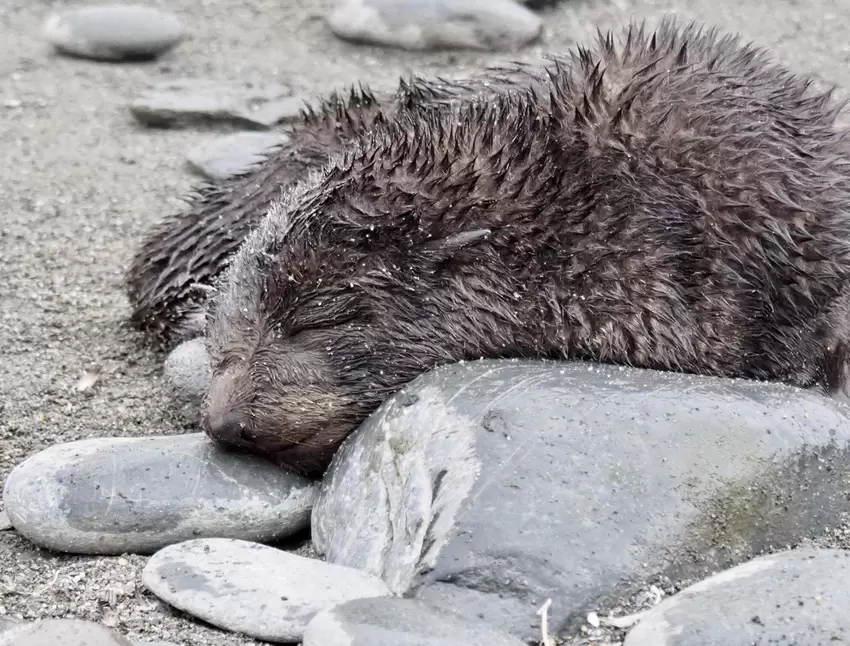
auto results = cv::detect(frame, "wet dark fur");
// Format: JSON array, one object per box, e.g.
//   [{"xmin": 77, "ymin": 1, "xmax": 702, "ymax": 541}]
[
  {"xmin": 125, "ymin": 73, "xmax": 536, "ymax": 345},
  {"xmin": 197, "ymin": 19, "xmax": 850, "ymax": 477}
]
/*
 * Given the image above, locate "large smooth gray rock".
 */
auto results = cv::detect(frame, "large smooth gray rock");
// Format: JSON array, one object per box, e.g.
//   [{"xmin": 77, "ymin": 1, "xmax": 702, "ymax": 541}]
[
  {"xmin": 130, "ymin": 79, "xmax": 303, "ymax": 129},
  {"xmin": 312, "ymin": 359, "xmax": 850, "ymax": 642},
  {"xmin": 142, "ymin": 538, "xmax": 391, "ymax": 643},
  {"xmin": 185, "ymin": 132, "xmax": 289, "ymax": 181},
  {"xmin": 42, "ymin": 4, "xmax": 184, "ymax": 61},
  {"xmin": 302, "ymin": 596, "xmax": 528, "ymax": 646},
  {"xmin": 624, "ymin": 548, "xmax": 850, "ymax": 645},
  {"xmin": 3, "ymin": 433, "xmax": 316, "ymax": 555},
  {"xmin": 328, "ymin": 0, "xmax": 542, "ymax": 51},
  {"xmin": 0, "ymin": 619, "xmax": 132, "ymax": 646}
]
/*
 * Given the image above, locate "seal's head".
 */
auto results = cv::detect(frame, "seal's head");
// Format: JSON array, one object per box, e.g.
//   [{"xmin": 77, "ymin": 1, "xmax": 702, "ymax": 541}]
[
  {"xmin": 198, "ymin": 153, "xmax": 471, "ymax": 476},
  {"xmin": 200, "ymin": 187, "xmax": 366, "ymax": 477},
  {"xmin": 200, "ymin": 143, "xmax": 498, "ymax": 477}
]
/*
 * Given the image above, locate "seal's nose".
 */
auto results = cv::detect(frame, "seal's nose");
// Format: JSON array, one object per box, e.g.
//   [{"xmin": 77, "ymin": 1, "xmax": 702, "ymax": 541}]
[{"xmin": 207, "ymin": 412, "xmax": 253, "ymax": 448}]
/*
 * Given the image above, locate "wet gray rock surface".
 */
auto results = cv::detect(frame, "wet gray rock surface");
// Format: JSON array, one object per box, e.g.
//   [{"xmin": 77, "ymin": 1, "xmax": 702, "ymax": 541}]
[
  {"xmin": 41, "ymin": 4, "xmax": 184, "ymax": 61},
  {"xmin": 142, "ymin": 538, "xmax": 391, "ymax": 643},
  {"xmin": 2, "ymin": 433, "xmax": 316, "ymax": 555},
  {"xmin": 185, "ymin": 132, "xmax": 289, "ymax": 181},
  {"xmin": 129, "ymin": 80, "xmax": 302, "ymax": 129},
  {"xmin": 0, "ymin": 619, "xmax": 133, "ymax": 646},
  {"xmin": 312, "ymin": 359, "xmax": 850, "ymax": 642},
  {"xmin": 327, "ymin": 0, "xmax": 542, "ymax": 51},
  {"xmin": 162, "ymin": 338, "xmax": 212, "ymax": 400},
  {"xmin": 624, "ymin": 548, "xmax": 850, "ymax": 646},
  {"xmin": 302, "ymin": 596, "xmax": 528, "ymax": 646}
]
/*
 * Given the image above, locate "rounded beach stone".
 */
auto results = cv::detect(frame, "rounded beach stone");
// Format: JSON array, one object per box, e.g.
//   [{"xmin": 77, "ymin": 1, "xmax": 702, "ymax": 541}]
[
  {"xmin": 129, "ymin": 79, "xmax": 302, "ymax": 129},
  {"xmin": 624, "ymin": 548, "xmax": 850, "ymax": 645},
  {"xmin": 303, "ymin": 596, "xmax": 528, "ymax": 646},
  {"xmin": 42, "ymin": 4, "xmax": 184, "ymax": 61},
  {"xmin": 142, "ymin": 538, "xmax": 392, "ymax": 643},
  {"xmin": 186, "ymin": 132, "xmax": 289, "ymax": 181},
  {"xmin": 162, "ymin": 337, "xmax": 212, "ymax": 399},
  {"xmin": 2, "ymin": 433, "xmax": 316, "ymax": 555},
  {"xmin": 0, "ymin": 619, "xmax": 132, "ymax": 646},
  {"xmin": 328, "ymin": 0, "xmax": 542, "ymax": 51},
  {"xmin": 312, "ymin": 358, "xmax": 850, "ymax": 642}
]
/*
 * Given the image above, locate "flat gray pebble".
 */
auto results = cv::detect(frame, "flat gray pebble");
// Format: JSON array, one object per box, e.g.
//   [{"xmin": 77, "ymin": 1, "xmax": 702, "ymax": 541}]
[
  {"xmin": 2, "ymin": 433, "xmax": 316, "ymax": 555},
  {"xmin": 303, "ymin": 596, "xmax": 528, "ymax": 646},
  {"xmin": 42, "ymin": 4, "xmax": 183, "ymax": 61},
  {"xmin": 0, "ymin": 619, "xmax": 132, "ymax": 646},
  {"xmin": 130, "ymin": 79, "xmax": 302, "ymax": 129},
  {"xmin": 142, "ymin": 538, "xmax": 392, "ymax": 643},
  {"xmin": 625, "ymin": 548, "xmax": 850, "ymax": 645},
  {"xmin": 328, "ymin": 0, "xmax": 542, "ymax": 51},
  {"xmin": 186, "ymin": 132, "xmax": 289, "ymax": 181},
  {"xmin": 162, "ymin": 338, "xmax": 212, "ymax": 399}
]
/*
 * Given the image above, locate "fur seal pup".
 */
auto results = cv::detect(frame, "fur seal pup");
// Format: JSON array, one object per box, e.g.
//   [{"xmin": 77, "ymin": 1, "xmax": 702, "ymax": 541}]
[{"xmin": 171, "ymin": 19, "xmax": 850, "ymax": 476}]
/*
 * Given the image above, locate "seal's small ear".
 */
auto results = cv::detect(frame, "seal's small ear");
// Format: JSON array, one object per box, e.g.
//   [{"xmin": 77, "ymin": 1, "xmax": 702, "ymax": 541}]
[{"xmin": 421, "ymin": 229, "xmax": 491, "ymax": 262}]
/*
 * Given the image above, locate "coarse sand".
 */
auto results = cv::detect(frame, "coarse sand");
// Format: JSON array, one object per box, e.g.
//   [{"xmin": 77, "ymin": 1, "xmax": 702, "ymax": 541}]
[{"xmin": 2, "ymin": 0, "xmax": 850, "ymax": 644}]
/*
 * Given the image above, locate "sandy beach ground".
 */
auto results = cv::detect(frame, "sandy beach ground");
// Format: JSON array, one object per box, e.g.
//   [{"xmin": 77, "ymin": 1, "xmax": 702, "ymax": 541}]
[{"xmin": 2, "ymin": 0, "xmax": 850, "ymax": 644}]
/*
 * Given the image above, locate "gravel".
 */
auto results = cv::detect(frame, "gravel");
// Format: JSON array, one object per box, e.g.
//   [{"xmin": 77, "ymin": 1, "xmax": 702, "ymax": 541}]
[{"xmin": 2, "ymin": 0, "xmax": 850, "ymax": 645}]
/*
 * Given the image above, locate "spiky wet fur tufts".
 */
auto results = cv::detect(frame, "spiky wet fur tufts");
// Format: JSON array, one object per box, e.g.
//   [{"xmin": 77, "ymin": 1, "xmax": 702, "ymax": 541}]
[{"xmin": 125, "ymin": 72, "xmax": 538, "ymax": 346}]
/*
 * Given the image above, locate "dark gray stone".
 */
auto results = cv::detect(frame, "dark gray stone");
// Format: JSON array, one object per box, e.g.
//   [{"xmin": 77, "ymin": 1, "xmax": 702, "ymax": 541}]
[
  {"xmin": 624, "ymin": 548, "xmax": 850, "ymax": 645},
  {"xmin": 129, "ymin": 80, "xmax": 303, "ymax": 129},
  {"xmin": 302, "ymin": 596, "xmax": 528, "ymax": 646},
  {"xmin": 2, "ymin": 433, "xmax": 316, "ymax": 555},
  {"xmin": 42, "ymin": 5, "xmax": 183, "ymax": 61},
  {"xmin": 327, "ymin": 0, "xmax": 542, "ymax": 51},
  {"xmin": 0, "ymin": 619, "xmax": 132, "ymax": 646},
  {"xmin": 142, "ymin": 538, "xmax": 391, "ymax": 643},
  {"xmin": 162, "ymin": 338, "xmax": 212, "ymax": 400},
  {"xmin": 186, "ymin": 132, "xmax": 289, "ymax": 181},
  {"xmin": 312, "ymin": 359, "xmax": 850, "ymax": 643}
]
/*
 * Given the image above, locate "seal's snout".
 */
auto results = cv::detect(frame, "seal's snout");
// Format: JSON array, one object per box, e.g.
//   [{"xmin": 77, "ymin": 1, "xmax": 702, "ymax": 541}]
[
  {"xmin": 206, "ymin": 411, "xmax": 254, "ymax": 449},
  {"xmin": 203, "ymin": 365, "xmax": 256, "ymax": 450}
]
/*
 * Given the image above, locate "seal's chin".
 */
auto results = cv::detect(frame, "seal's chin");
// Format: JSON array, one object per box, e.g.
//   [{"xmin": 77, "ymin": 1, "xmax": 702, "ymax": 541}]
[
  {"xmin": 271, "ymin": 443, "xmax": 334, "ymax": 479},
  {"xmin": 202, "ymin": 416, "xmax": 325, "ymax": 476}
]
